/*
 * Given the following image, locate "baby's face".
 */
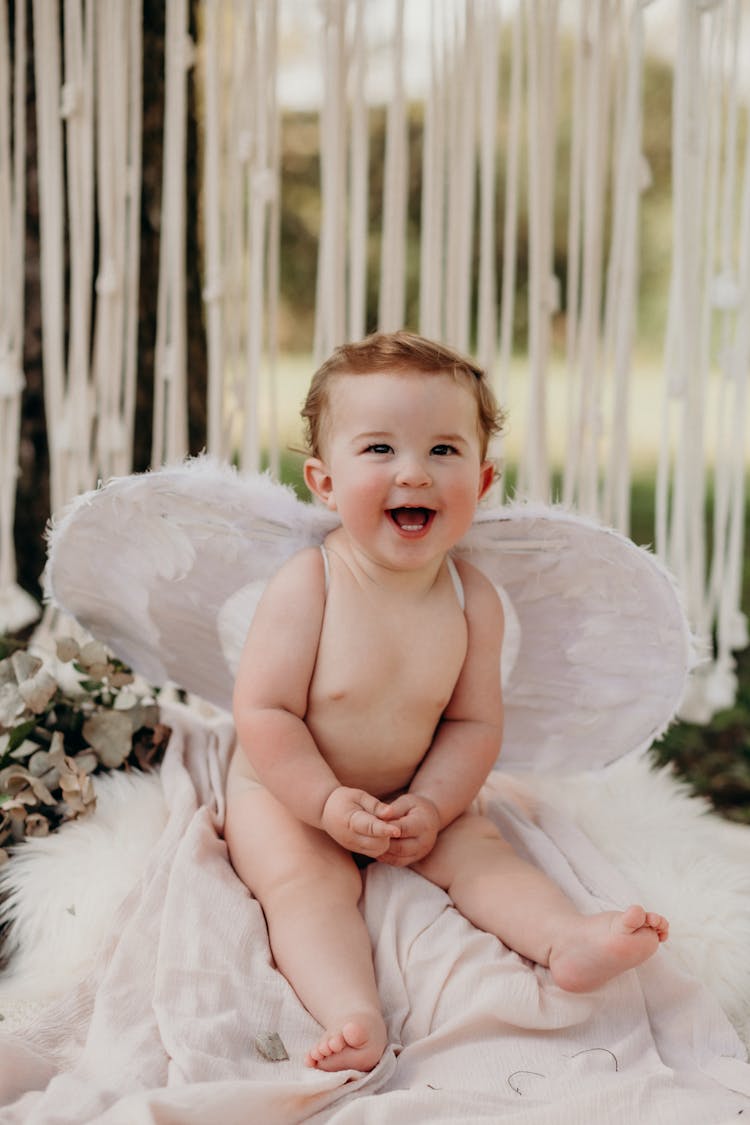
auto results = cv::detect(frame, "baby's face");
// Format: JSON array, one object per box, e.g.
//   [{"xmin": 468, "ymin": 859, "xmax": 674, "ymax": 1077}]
[{"xmin": 304, "ymin": 369, "xmax": 494, "ymax": 571}]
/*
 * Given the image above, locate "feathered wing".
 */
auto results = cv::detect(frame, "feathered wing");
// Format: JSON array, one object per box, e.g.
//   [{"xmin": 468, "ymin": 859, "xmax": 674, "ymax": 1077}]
[
  {"xmin": 45, "ymin": 458, "xmax": 338, "ymax": 709},
  {"xmin": 456, "ymin": 508, "xmax": 691, "ymax": 770},
  {"xmin": 46, "ymin": 458, "xmax": 691, "ymax": 772}
]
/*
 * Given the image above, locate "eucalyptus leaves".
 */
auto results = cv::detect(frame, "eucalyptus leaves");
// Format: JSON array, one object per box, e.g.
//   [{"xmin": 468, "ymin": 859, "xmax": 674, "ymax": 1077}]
[{"xmin": 0, "ymin": 637, "xmax": 170, "ymax": 863}]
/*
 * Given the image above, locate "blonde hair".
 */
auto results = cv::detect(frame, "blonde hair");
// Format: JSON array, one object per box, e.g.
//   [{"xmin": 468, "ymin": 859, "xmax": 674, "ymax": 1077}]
[{"xmin": 301, "ymin": 330, "xmax": 506, "ymax": 459}]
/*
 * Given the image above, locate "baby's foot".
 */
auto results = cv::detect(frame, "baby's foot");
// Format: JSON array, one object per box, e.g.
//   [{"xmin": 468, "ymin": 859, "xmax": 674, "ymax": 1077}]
[
  {"xmin": 305, "ymin": 1011, "xmax": 387, "ymax": 1073},
  {"xmin": 549, "ymin": 905, "xmax": 669, "ymax": 993}
]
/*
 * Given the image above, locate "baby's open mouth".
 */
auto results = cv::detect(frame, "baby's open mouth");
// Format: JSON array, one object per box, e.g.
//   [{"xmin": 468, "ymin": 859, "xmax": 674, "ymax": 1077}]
[{"xmin": 389, "ymin": 507, "xmax": 434, "ymax": 531}]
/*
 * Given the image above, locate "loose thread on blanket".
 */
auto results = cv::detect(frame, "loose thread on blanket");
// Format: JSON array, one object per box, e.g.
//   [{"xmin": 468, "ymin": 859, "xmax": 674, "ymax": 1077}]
[
  {"xmin": 507, "ymin": 1070, "xmax": 545, "ymax": 1095},
  {"xmin": 507, "ymin": 1047, "xmax": 620, "ymax": 1094},
  {"xmin": 569, "ymin": 1046, "xmax": 619, "ymax": 1070}
]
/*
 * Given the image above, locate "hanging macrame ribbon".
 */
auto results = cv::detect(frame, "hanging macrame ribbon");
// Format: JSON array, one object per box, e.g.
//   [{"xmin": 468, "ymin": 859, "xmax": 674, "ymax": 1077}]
[
  {"xmin": 601, "ymin": 1, "xmax": 645, "ymax": 535},
  {"xmin": 347, "ymin": 0, "xmax": 368, "ymax": 344},
  {"xmin": 0, "ymin": 1, "xmax": 39, "ymax": 630},
  {"xmin": 418, "ymin": 0, "xmax": 446, "ymax": 341},
  {"xmin": 519, "ymin": 0, "xmax": 559, "ymax": 502},
  {"xmin": 378, "ymin": 0, "xmax": 408, "ymax": 332},
  {"xmin": 152, "ymin": 0, "xmax": 191, "ymax": 466},
  {"xmin": 476, "ymin": 0, "xmax": 499, "ymax": 375},
  {"xmin": 94, "ymin": 0, "xmax": 143, "ymax": 480},
  {"xmin": 443, "ymin": 1, "xmax": 477, "ymax": 354},
  {"xmin": 659, "ymin": 0, "xmax": 748, "ymax": 723},
  {"xmin": 200, "ymin": 0, "xmax": 226, "ymax": 458},
  {"xmin": 314, "ymin": 0, "xmax": 346, "ymax": 362},
  {"xmin": 706, "ymin": 0, "xmax": 749, "ymax": 707},
  {"xmin": 200, "ymin": 0, "xmax": 280, "ymax": 471}
]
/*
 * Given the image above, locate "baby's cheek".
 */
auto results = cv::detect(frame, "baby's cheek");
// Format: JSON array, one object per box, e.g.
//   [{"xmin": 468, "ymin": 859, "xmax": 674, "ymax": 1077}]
[
  {"xmin": 444, "ymin": 478, "xmax": 483, "ymax": 528},
  {"xmin": 339, "ymin": 479, "xmax": 389, "ymax": 530}
]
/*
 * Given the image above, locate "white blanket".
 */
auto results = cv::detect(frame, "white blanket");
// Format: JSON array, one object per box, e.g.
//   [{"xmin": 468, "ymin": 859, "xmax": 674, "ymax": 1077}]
[{"xmin": 1, "ymin": 705, "xmax": 748, "ymax": 1124}]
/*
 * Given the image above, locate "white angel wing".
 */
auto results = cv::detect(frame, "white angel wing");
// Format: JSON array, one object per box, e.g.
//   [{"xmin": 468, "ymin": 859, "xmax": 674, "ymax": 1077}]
[
  {"xmin": 455, "ymin": 509, "xmax": 691, "ymax": 771},
  {"xmin": 45, "ymin": 457, "xmax": 337, "ymax": 706},
  {"xmin": 46, "ymin": 457, "xmax": 691, "ymax": 773}
]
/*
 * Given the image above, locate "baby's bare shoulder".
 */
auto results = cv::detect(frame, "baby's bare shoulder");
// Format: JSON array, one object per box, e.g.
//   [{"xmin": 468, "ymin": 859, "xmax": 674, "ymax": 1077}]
[
  {"xmin": 264, "ymin": 545, "xmax": 324, "ymax": 600},
  {"xmin": 249, "ymin": 547, "xmax": 326, "ymax": 639},
  {"xmin": 234, "ymin": 547, "xmax": 325, "ymax": 711},
  {"xmin": 453, "ymin": 557, "xmax": 504, "ymax": 615}
]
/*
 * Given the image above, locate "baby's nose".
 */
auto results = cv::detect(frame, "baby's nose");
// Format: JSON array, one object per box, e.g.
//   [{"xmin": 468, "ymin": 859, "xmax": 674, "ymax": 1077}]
[{"xmin": 395, "ymin": 456, "xmax": 432, "ymax": 486}]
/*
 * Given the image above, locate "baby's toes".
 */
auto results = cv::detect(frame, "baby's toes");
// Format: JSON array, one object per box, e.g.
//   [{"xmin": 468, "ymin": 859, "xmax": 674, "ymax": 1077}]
[
  {"xmin": 307, "ymin": 1036, "xmax": 335, "ymax": 1063},
  {"xmin": 621, "ymin": 904, "xmax": 647, "ymax": 932},
  {"xmin": 646, "ymin": 912, "xmax": 669, "ymax": 941}
]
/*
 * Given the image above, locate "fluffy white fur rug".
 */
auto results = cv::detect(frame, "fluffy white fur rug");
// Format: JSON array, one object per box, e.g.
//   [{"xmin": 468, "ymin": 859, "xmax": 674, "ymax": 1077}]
[
  {"xmin": 0, "ymin": 770, "xmax": 167, "ymax": 1023},
  {"xmin": 0, "ymin": 755, "xmax": 748, "ymax": 1050}
]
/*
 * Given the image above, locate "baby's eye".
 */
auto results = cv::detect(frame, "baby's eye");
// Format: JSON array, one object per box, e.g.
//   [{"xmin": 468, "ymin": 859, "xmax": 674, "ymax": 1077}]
[
  {"xmin": 431, "ymin": 444, "xmax": 459, "ymax": 456},
  {"xmin": 365, "ymin": 443, "xmax": 393, "ymax": 455}
]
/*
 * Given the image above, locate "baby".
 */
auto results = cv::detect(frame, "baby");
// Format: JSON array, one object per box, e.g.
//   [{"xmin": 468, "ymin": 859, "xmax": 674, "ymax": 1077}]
[{"xmin": 225, "ymin": 330, "xmax": 668, "ymax": 1073}]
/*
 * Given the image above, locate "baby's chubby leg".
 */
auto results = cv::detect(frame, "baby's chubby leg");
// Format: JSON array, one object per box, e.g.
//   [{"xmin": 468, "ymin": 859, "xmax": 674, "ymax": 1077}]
[
  {"xmin": 414, "ymin": 813, "xmax": 668, "ymax": 992},
  {"xmin": 224, "ymin": 785, "xmax": 387, "ymax": 1072}
]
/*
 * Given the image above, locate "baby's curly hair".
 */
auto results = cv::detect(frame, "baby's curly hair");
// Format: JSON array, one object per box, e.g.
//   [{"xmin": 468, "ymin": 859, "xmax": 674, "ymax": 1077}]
[{"xmin": 301, "ymin": 330, "xmax": 506, "ymax": 460}]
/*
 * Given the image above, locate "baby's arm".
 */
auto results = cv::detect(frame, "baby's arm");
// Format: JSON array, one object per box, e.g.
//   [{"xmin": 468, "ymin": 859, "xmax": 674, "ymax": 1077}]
[
  {"xmin": 233, "ymin": 549, "xmax": 399, "ymax": 855},
  {"xmin": 379, "ymin": 563, "xmax": 504, "ymax": 865}
]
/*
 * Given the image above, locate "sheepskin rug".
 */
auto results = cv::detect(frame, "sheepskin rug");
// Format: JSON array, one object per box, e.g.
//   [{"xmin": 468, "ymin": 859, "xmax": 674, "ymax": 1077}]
[{"xmin": 0, "ymin": 754, "xmax": 748, "ymax": 1048}]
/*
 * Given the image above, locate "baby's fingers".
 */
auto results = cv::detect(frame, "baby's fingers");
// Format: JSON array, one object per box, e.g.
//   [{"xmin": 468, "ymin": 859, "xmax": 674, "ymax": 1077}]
[
  {"xmin": 378, "ymin": 795, "xmax": 412, "ymax": 820},
  {"xmin": 349, "ymin": 808, "xmax": 400, "ymax": 839},
  {"xmin": 376, "ymin": 837, "xmax": 427, "ymax": 867},
  {"xmin": 352, "ymin": 792, "xmax": 400, "ymax": 836},
  {"xmin": 357, "ymin": 792, "xmax": 398, "ymax": 821}
]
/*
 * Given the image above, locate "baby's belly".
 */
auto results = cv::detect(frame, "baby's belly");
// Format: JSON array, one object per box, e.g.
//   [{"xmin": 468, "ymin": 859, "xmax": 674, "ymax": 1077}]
[
  {"xmin": 227, "ymin": 708, "xmax": 437, "ymax": 804},
  {"xmin": 306, "ymin": 709, "xmax": 436, "ymax": 798},
  {"xmin": 225, "ymin": 744, "xmax": 410, "ymax": 812}
]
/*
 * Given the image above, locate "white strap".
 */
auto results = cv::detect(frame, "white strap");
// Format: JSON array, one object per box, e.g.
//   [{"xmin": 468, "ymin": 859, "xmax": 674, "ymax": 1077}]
[
  {"xmin": 319, "ymin": 543, "xmax": 330, "ymax": 594},
  {"xmin": 446, "ymin": 555, "xmax": 465, "ymax": 612}
]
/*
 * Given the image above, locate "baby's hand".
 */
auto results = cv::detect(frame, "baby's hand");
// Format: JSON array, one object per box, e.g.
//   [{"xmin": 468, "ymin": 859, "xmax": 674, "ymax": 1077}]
[
  {"xmin": 376, "ymin": 794, "xmax": 441, "ymax": 866},
  {"xmin": 321, "ymin": 787, "xmax": 401, "ymax": 857}
]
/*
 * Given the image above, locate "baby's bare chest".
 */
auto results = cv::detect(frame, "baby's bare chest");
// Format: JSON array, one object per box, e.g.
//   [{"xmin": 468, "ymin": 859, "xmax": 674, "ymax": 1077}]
[{"xmin": 308, "ymin": 592, "xmax": 467, "ymax": 727}]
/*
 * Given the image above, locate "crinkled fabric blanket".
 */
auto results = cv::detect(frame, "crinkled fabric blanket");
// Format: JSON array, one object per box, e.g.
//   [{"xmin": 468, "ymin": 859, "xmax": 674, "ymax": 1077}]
[{"xmin": 1, "ymin": 704, "xmax": 748, "ymax": 1125}]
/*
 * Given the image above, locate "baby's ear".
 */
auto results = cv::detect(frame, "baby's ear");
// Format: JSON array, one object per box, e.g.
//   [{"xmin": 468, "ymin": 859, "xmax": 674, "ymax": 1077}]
[
  {"xmin": 304, "ymin": 458, "xmax": 336, "ymax": 509},
  {"xmin": 477, "ymin": 460, "xmax": 496, "ymax": 501}
]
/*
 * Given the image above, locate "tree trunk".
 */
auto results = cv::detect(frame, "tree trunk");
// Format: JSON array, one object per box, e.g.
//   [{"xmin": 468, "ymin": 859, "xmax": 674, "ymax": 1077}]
[{"xmin": 15, "ymin": 0, "xmax": 48, "ymax": 603}]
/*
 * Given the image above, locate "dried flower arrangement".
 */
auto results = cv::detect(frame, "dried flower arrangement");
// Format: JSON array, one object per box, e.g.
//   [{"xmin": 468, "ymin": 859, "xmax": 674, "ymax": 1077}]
[{"xmin": 0, "ymin": 636, "xmax": 170, "ymax": 865}]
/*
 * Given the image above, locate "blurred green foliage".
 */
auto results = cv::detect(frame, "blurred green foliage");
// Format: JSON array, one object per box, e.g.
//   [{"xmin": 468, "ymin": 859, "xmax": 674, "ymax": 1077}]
[
  {"xmin": 276, "ymin": 44, "xmax": 692, "ymax": 354},
  {"xmin": 651, "ymin": 661, "xmax": 750, "ymax": 825}
]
